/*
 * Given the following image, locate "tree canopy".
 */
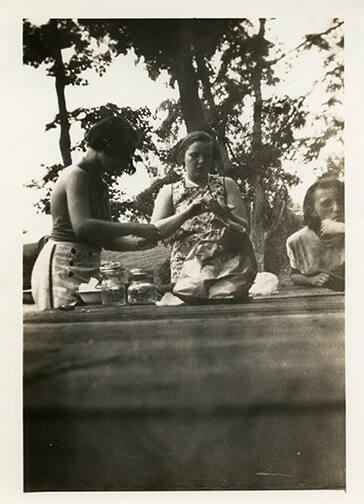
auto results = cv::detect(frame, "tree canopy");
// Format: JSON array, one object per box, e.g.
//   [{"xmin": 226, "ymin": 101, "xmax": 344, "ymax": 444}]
[{"xmin": 23, "ymin": 17, "xmax": 344, "ymax": 272}]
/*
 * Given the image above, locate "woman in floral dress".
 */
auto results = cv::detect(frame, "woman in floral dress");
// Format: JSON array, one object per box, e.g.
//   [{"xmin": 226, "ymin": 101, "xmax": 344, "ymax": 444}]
[{"xmin": 151, "ymin": 131, "xmax": 252, "ymax": 285}]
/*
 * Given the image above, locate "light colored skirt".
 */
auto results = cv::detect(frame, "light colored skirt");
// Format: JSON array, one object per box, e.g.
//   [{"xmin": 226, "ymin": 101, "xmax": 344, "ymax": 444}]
[{"xmin": 31, "ymin": 240, "xmax": 101, "ymax": 310}]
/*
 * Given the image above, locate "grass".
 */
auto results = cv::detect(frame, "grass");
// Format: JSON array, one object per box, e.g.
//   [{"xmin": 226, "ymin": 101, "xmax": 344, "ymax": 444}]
[{"xmin": 101, "ymin": 244, "xmax": 171, "ymax": 282}]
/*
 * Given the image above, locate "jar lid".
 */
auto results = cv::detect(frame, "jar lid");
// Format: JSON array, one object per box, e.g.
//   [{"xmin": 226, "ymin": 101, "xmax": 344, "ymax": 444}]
[
  {"xmin": 100, "ymin": 261, "xmax": 125, "ymax": 274},
  {"xmin": 129, "ymin": 268, "xmax": 154, "ymax": 281}
]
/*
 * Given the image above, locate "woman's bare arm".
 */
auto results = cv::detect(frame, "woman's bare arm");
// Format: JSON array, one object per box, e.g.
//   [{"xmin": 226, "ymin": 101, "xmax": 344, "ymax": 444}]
[
  {"xmin": 65, "ymin": 168, "xmax": 160, "ymax": 244},
  {"xmin": 224, "ymin": 177, "xmax": 250, "ymax": 231},
  {"xmin": 151, "ymin": 184, "xmax": 203, "ymax": 238},
  {"xmin": 290, "ymin": 268, "xmax": 330, "ymax": 287}
]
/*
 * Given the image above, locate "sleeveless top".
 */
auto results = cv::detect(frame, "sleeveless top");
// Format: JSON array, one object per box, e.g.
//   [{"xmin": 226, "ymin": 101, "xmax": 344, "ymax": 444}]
[
  {"xmin": 170, "ymin": 174, "xmax": 226, "ymax": 282},
  {"xmin": 51, "ymin": 167, "xmax": 111, "ymax": 245}
]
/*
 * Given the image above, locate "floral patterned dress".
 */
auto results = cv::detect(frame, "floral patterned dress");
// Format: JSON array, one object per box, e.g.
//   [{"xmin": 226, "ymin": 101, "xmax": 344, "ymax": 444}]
[{"xmin": 170, "ymin": 174, "xmax": 226, "ymax": 282}]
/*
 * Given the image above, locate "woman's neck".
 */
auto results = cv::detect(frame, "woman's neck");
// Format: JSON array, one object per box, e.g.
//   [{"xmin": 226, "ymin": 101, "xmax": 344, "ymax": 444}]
[
  {"xmin": 78, "ymin": 149, "xmax": 103, "ymax": 176},
  {"xmin": 185, "ymin": 174, "xmax": 209, "ymax": 186}
]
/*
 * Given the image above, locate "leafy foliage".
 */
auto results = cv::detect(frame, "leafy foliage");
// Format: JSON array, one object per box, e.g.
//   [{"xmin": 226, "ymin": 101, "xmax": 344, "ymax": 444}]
[
  {"xmin": 79, "ymin": 19, "xmax": 239, "ymax": 81},
  {"xmin": 280, "ymin": 19, "xmax": 344, "ymax": 175},
  {"xmin": 25, "ymin": 164, "xmax": 64, "ymax": 214},
  {"xmin": 24, "ymin": 18, "xmax": 344, "ymax": 275},
  {"xmin": 27, "ymin": 103, "xmax": 160, "ymax": 220},
  {"xmin": 23, "ymin": 19, "xmax": 112, "ymax": 85}
]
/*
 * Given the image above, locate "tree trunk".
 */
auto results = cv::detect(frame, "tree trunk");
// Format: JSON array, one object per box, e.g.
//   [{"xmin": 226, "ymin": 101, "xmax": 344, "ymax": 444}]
[
  {"xmin": 251, "ymin": 179, "xmax": 266, "ymax": 271},
  {"xmin": 195, "ymin": 52, "xmax": 231, "ymax": 173},
  {"xmin": 215, "ymin": 128, "xmax": 232, "ymax": 173},
  {"xmin": 51, "ymin": 21, "xmax": 72, "ymax": 167},
  {"xmin": 251, "ymin": 19, "xmax": 266, "ymax": 272},
  {"xmin": 173, "ymin": 44, "xmax": 207, "ymax": 132},
  {"xmin": 263, "ymin": 199, "xmax": 288, "ymax": 274}
]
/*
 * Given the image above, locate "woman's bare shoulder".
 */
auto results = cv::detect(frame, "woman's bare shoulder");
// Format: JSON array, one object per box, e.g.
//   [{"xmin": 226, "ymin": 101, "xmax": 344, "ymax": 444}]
[
  {"xmin": 224, "ymin": 176, "xmax": 239, "ymax": 188},
  {"xmin": 63, "ymin": 164, "xmax": 89, "ymax": 177},
  {"xmin": 155, "ymin": 183, "xmax": 174, "ymax": 202},
  {"xmin": 151, "ymin": 183, "xmax": 174, "ymax": 221},
  {"xmin": 158, "ymin": 183, "xmax": 173, "ymax": 194},
  {"xmin": 60, "ymin": 164, "xmax": 90, "ymax": 187}
]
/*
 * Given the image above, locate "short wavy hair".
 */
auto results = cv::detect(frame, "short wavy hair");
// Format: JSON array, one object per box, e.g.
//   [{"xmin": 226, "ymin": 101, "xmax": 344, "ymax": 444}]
[
  {"xmin": 86, "ymin": 116, "xmax": 138, "ymax": 173},
  {"xmin": 86, "ymin": 116, "xmax": 138, "ymax": 151},
  {"xmin": 176, "ymin": 130, "xmax": 217, "ymax": 165},
  {"xmin": 303, "ymin": 176, "xmax": 344, "ymax": 233}
]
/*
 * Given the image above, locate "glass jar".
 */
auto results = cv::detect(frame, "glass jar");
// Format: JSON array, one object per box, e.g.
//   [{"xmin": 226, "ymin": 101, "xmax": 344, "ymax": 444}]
[
  {"xmin": 99, "ymin": 262, "xmax": 126, "ymax": 306},
  {"xmin": 127, "ymin": 268, "xmax": 158, "ymax": 305}
]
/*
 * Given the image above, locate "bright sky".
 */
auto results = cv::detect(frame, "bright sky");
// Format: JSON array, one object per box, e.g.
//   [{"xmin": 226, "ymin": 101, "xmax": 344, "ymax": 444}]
[{"xmin": 22, "ymin": 17, "xmax": 342, "ymax": 242}]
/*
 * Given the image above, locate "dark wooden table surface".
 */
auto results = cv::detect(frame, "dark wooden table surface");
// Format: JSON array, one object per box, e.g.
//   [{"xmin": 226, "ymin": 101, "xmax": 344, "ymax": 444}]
[{"xmin": 23, "ymin": 287, "xmax": 345, "ymax": 491}]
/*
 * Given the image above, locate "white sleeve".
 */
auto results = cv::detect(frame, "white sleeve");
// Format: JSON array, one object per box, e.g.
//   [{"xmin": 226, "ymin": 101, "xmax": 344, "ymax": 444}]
[{"xmin": 286, "ymin": 238, "xmax": 298, "ymax": 270}]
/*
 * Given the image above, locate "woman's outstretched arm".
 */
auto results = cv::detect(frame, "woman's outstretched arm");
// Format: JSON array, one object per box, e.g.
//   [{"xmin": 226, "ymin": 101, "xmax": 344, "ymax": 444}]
[{"xmin": 66, "ymin": 168, "xmax": 160, "ymax": 244}]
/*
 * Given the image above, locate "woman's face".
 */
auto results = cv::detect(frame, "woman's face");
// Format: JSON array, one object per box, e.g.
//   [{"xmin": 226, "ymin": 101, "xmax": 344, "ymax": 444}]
[
  {"xmin": 184, "ymin": 141, "xmax": 213, "ymax": 184},
  {"xmin": 99, "ymin": 140, "xmax": 137, "ymax": 177},
  {"xmin": 313, "ymin": 186, "xmax": 344, "ymax": 222}
]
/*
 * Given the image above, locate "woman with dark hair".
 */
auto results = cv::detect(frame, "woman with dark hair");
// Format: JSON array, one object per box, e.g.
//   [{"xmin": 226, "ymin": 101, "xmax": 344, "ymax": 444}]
[
  {"xmin": 151, "ymin": 131, "xmax": 254, "ymax": 291},
  {"xmin": 286, "ymin": 176, "xmax": 345, "ymax": 290},
  {"xmin": 31, "ymin": 116, "xmax": 160, "ymax": 310}
]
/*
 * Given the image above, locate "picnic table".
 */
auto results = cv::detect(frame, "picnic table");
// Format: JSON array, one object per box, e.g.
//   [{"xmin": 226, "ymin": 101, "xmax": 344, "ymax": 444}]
[{"xmin": 23, "ymin": 286, "xmax": 345, "ymax": 491}]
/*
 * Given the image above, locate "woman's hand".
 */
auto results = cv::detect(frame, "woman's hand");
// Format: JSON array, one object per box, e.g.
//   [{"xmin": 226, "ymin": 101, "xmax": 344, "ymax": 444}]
[
  {"xmin": 320, "ymin": 219, "xmax": 345, "ymax": 237},
  {"xmin": 227, "ymin": 220, "xmax": 247, "ymax": 236},
  {"xmin": 186, "ymin": 198, "xmax": 207, "ymax": 218},
  {"xmin": 309, "ymin": 272, "xmax": 331, "ymax": 286},
  {"xmin": 206, "ymin": 197, "xmax": 248, "ymax": 233},
  {"xmin": 205, "ymin": 197, "xmax": 230, "ymax": 217}
]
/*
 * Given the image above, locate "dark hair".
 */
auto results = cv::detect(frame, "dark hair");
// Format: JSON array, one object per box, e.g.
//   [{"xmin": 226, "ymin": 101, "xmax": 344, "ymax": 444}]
[
  {"xmin": 177, "ymin": 130, "xmax": 216, "ymax": 165},
  {"xmin": 86, "ymin": 116, "xmax": 138, "ymax": 155},
  {"xmin": 303, "ymin": 176, "xmax": 344, "ymax": 233}
]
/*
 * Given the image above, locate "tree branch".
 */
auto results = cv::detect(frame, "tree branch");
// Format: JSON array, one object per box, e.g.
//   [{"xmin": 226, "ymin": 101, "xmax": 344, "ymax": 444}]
[{"xmin": 266, "ymin": 20, "xmax": 344, "ymax": 67}]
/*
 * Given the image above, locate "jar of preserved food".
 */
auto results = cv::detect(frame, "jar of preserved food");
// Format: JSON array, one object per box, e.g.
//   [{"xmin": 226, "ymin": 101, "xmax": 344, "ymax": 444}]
[
  {"xmin": 99, "ymin": 262, "xmax": 126, "ymax": 306},
  {"xmin": 127, "ymin": 268, "xmax": 158, "ymax": 305}
]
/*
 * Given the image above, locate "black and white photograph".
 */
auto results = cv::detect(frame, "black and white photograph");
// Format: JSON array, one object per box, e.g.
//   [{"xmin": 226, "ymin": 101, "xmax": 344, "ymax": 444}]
[{"xmin": 1, "ymin": 0, "xmax": 364, "ymax": 501}]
